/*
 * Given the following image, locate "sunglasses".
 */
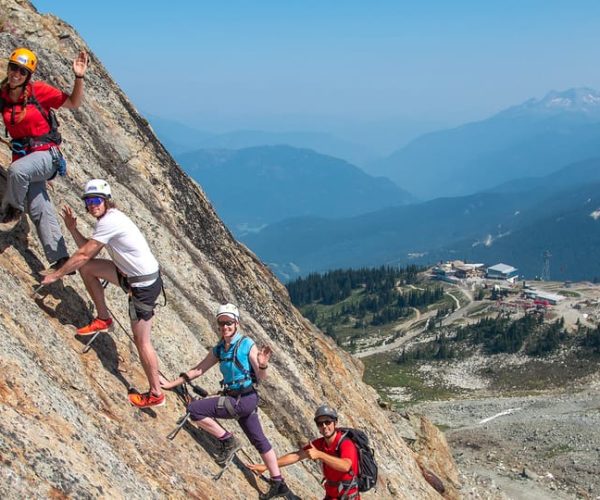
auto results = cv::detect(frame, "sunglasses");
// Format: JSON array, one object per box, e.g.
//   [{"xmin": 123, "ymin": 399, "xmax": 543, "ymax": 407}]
[
  {"xmin": 8, "ymin": 62, "xmax": 29, "ymax": 76},
  {"xmin": 217, "ymin": 320, "xmax": 235, "ymax": 327},
  {"xmin": 315, "ymin": 419, "xmax": 335, "ymax": 427},
  {"xmin": 84, "ymin": 196, "xmax": 105, "ymax": 207}
]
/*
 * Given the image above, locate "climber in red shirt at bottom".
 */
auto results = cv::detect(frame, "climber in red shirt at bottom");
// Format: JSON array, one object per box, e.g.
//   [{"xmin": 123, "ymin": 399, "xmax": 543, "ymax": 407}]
[{"xmin": 248, "ymin": 404, "xmax": 360, "ymax": 499}]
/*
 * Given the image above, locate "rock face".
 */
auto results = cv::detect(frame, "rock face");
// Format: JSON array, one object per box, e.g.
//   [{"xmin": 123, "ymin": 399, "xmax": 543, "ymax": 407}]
[{"xmin": 0, "ymin": 1, "xmax": 451, "ymax": 498}]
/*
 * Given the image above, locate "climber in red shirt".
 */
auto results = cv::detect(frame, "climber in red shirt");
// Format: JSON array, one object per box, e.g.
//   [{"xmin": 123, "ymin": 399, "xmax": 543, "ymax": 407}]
[
  {"xmin": 248, "ymin": 404, "xmax": 360, "ymax": 499},
  {"xmin": 0, "ymin": 46, "xmax": 88, "ymax": 273}
]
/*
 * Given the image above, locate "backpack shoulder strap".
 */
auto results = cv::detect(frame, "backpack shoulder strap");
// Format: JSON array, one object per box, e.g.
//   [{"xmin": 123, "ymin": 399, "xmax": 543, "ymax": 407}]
[
  {"xmin": 26, "ymin": 85, "xmax": 51, "ymax": 126},
  {"xmin": 335, "ymin": 428, "xmax": 350, "ymax": 453},
  {"xmin": 232, "ymin": 335, "xmax": 251, "ymax": 371}
]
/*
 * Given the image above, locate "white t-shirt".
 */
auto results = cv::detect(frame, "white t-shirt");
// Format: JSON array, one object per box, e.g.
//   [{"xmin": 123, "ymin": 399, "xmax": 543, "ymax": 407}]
[{"xmin": 91, "ymin": 209, "xmax": 159, "ymax": 287}]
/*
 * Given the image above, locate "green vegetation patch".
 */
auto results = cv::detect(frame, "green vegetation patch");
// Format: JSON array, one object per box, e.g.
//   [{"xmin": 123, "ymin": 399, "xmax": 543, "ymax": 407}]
[
  {"xmin": 362, "ymin": 352, "xmax": 459, "ymax": 405},
  {"xmin": 544, "ymin": 444, "xmax": 574, "ymax": 459},
  {"xmin": 289, "ymin": 265, "xmax": 449, "ymax": 346},
  {"xmin": 485, "ymin": 354, "xmax": 599, "ymax": 391}
]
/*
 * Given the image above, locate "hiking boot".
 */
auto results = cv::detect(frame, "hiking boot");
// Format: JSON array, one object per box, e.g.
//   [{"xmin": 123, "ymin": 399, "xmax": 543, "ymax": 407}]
[
  {"xmin": 259, "ymin": 479, "xmax": 290, "ymax": 500},
  {"xmin": 215, "ymin": 436, "xmax": 241, "ymax": 466},
  {"xmin": 76, "ymin": 317, "xmax": 113, "ymax": 335},
  {"xmin": 128, "ymin": 391, "xmax": 165, "ymax": 408},
  {"xmin": 0, "ymin": 205, "xmax": 23, "ymax": 230},
  {"xmin": 40, "ymin": 257, "xmax": 76, "ymax": 277}
]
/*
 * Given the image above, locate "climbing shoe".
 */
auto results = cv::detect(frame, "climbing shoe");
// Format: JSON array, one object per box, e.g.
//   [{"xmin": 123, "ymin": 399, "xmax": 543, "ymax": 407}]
[
  {"xmin": 215, "ymin": 435, "xmax": 241, "ymax": 466},
  {"xmin": 76, "ymin": 317, "xmax": 113, "ymax": 335},
  {"xmin": 128, "ymin": 391, "xmax": 165, "ymax": 408},
  {"xmin": 0, "ymin": 205, "xmax": 23, "ymax": 231},
  {"xmin": 259, "ymin": 479, "xmax": 290, "ymax": 499}
]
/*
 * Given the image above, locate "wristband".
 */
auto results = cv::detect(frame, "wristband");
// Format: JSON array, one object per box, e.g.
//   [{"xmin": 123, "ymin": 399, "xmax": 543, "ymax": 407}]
[
  {"xmin": 75, "ymin": 75, "xmax": 84, "ymax": 79},
  {"xmin": 179, "ymin": 372, "xmax": 191, "ymax": 383},
  {"xmin": 259, "ymin": 365, "xmax": 268, "ymax": 370}
]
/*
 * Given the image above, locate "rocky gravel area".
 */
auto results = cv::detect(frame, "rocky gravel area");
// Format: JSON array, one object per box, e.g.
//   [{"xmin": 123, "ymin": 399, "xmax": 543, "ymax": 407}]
[{"xmin": 412, "ymin": 377, "xmax": 600, "ymax": 499}]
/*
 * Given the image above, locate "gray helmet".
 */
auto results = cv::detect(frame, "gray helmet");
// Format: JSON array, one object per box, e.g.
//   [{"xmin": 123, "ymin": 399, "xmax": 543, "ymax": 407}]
[{"xmin": 314, "ymin": 404, "xmax": 338, "ymax": 422}]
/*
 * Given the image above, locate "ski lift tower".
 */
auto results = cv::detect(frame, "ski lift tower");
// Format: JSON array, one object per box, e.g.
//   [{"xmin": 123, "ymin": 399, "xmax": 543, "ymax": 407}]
[{"xmin": 541, "ymin": 250, "xmax": 551, "ymax": 281}]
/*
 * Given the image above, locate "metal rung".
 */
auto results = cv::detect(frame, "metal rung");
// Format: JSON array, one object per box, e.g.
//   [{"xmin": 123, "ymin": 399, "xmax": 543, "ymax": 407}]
[
  {"xmin": 167, "ymin": 411, "xmax": 190, "ymax": 440},
  {"xmin": 81, "ymin": 330, "xmax": 109, "ymax": 353}
]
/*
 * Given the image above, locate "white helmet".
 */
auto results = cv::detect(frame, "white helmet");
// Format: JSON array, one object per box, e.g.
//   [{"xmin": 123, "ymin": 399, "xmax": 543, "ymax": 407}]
[
  {"xmin": 216, "ymin": 303, "xmax": 240, "ymax": 321},
  {"xmin": 82, "ymin": 179, "xmax": 112, "ymax": 199}
]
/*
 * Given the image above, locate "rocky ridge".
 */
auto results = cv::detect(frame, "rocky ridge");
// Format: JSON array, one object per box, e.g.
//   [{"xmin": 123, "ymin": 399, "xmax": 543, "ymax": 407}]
[{"xmin": 0, "ymin": 1, "xmax": 454, "ymax": 498}]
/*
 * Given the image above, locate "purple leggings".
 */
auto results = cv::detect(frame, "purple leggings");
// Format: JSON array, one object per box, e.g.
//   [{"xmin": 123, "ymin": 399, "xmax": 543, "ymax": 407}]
[{"xmin": 188, "ymin": 392, "xmax": 272, "ymax": 454}]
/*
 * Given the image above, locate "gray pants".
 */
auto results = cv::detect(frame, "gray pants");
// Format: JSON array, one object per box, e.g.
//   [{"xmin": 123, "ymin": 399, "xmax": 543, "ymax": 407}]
[{"xmin": 2, "ymin": 150, "xmax": 68, "ymax": 263}]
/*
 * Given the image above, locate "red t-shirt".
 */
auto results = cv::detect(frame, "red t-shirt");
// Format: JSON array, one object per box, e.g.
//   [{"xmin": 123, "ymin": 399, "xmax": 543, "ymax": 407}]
[
  {"xmin": 309, "ymin": 430, "xmax": 360, "ymax": 499},
  {"xmin": 1, "ymin": 81, "xmax": 68, "ymax": 151}
]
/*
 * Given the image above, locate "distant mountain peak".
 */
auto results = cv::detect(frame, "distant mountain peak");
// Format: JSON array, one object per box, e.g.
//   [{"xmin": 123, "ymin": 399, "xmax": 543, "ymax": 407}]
[
  {"xmin": 508, "ymin": 87, "xmax": 600, "ymax": 116},
  {"xmin": 543, "ymin": 87, "xmax": 600, "ymax": 109}
]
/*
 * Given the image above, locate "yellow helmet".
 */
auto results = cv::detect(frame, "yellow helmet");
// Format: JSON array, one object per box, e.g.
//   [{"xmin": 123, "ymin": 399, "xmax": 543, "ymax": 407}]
[{"xmin": 9, "ymin": 47, "xmax": 37, "ymax": 73}]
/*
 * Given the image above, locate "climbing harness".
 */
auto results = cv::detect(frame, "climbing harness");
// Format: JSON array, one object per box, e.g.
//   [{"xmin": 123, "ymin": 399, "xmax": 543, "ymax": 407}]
[
  {"xmin": 1, "ymin": 88, "xmax": 62, "ymax": 152},
  {"xmin": 117, "ymin": 270, "xmax": 166, "ymax": 322},
  {"xmin": 81, "ymin": 274, "xmax": 166, "ymax": 352},
  {"xmin": 49, "ymin": 146, "xmax": 67, "ymax": 177}
]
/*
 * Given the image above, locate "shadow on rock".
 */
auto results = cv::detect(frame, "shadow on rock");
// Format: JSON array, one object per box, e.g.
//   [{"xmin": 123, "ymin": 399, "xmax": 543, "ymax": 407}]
[
  {"xmin": 181, "ymin": 420, "xmax": 223, "ymax": 462},
  {"xmin": 33, "ymin": 280, "xmax": 133, "ymax": 392},
  {"xmin": 233, "ymin": 455, "xmax": 267, "ymax": 496},
  {"xmin": 0, "ymin": 216, "xmax": 47, "ymax": 272},
  {"xmin": 234, "ymin": 460, "xmax": 301, "ymax": 500},
  {"xmin": 34, "ymin": 281, "xmax": 91, "ymax": 326},
  {"xmin": 73, "ymin": 330, "xmax": 132, "ymax": 392}
]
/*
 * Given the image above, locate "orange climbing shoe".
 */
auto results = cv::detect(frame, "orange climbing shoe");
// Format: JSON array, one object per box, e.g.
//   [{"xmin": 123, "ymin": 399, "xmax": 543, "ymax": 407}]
[
  {"xmin": 128, "ymin": 391, "xmax": 165, "ymax": 408},
  {"xmin": 76, "ymin": 317, "xmax": 113, "ymax": 335}
]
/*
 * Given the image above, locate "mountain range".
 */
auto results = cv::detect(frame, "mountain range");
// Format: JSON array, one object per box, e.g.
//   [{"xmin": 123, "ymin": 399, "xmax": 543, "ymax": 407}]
[
  {"xmin": 157, "ymin": 87, "xmax": 600, "ymax": 282},
  {"xmin": 242, "ymin": 157, "xmax": 600, "ymax": 281},
  {"xmin": 369, "ymin": 88, "xmax": 600, "ymax": 199},
  {"xmin": 177, "ymin": 145, "xmax": 413, "ymax": 234},
  {"xmin": 147, "ymin": 115, "xmax": 377, "ymax": 166}
]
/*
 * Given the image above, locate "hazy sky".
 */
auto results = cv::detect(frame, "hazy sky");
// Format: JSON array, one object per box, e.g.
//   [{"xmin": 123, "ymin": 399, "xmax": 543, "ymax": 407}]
[{"xmin": 31, "ymin": 1, "xmax": 600, "ymax": 148}]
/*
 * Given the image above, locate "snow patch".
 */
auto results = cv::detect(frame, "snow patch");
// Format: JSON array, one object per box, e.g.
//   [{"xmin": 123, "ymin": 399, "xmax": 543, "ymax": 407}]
[
  {"xmin": 479, "ymin": 407, "xmax": 522, "ymax": 424},
  {"xmin": 472, "ymin": 231, "xmax": 511, "ymax": 248},
  {"xmin": 583, "ymin": 94, "xmax": 600, "ymax": 105},
  {"xmin": 547, "ymin": 97, "xmax": 571, "ymax": 108}
]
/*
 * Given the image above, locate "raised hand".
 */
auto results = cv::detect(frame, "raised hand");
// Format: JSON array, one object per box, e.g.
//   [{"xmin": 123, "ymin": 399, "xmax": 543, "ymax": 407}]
[
  {"xmin": 61, "ymin": 205, "xmax": 77, "ymax": 232},
  {"xmin": 73, "ymin": 51, "xmax": 89, "ymax": 78},
  {"xmin": 257, "ymin": 344, "xmax": 272, "ymax": 367}
]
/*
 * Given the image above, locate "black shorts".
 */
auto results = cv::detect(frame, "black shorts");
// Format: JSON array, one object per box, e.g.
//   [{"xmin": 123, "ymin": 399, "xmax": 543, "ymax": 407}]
[{"xmin": 117, "ymin": 270, "xmax": 163, "ymax": 321}]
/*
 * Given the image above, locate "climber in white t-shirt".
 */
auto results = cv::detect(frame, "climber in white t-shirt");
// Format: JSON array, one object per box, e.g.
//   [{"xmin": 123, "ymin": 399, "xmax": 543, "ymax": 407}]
[{"xmin": 42, "ymin": 179, "xmax": 165, "ymax": 409}]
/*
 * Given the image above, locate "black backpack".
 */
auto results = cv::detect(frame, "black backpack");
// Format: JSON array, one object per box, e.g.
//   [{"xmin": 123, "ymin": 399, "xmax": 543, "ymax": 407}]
[{"xmin": 335, "ymin": 427, "xmax": 378, "ymax": 493}]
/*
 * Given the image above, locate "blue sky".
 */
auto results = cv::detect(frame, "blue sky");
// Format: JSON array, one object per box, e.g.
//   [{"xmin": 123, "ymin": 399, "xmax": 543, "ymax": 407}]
[{"xmin": 31, "ymin": 1, "xmax": 600, "ymax": 150}]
